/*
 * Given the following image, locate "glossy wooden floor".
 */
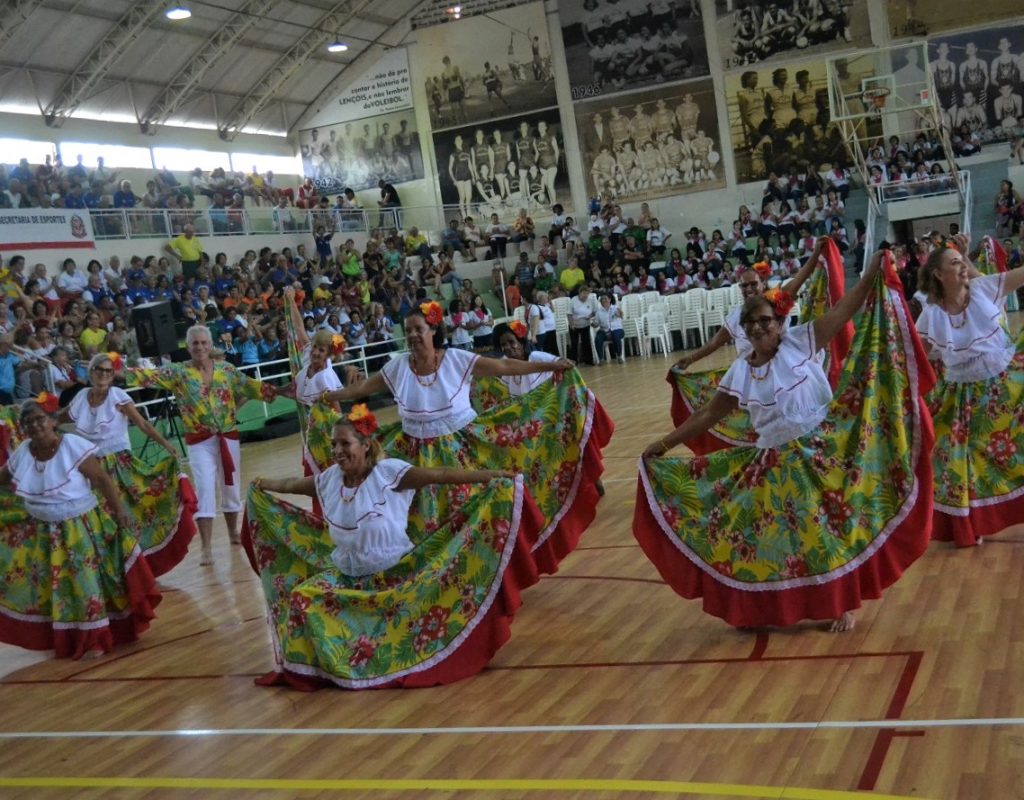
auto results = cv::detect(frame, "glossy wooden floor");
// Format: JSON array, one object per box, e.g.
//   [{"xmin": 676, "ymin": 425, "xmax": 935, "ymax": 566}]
[{"xmin": 2, "ymin": 346, "xmax": 1024, "ymax": 800}]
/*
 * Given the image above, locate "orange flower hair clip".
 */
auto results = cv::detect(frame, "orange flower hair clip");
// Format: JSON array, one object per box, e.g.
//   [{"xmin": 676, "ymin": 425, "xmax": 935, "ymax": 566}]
[
  {"xmin": 34, "ymin": 391, "xmax": 59, "ymax": 414},
  {"xmin": 509, "ymin": 320, "xmax": 528, "ymax": 339},
  {"xmin": 763, "ymin": 287, "xmax": 794, "ymax": 318},
  {"xmin": 419, "ymin": 301, "xmax": 444, "ymax": 326},
  {"xmin": 347, "ymin": 403, "xmax": 378, "ymax": 437},
  {"xmin": 106, "ymin": 351, "xmax": 124, "ymax": 371},
  {"xmin": 752, "ymin": 261, "xmax": 772, "ymax": 279},
  {"xmin": 330, "ymin": 333, "xmax": 347, "ymax": 357}
]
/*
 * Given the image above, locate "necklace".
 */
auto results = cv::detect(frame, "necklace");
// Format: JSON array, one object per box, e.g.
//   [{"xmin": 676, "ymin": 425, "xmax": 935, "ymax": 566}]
[
  {"xmin": 748, "ymin": 360, "xmax": 771, "ymax": 381},
  {"xmin": 340, "ymin": 471, "xmax": 369, "ymax": 503},
  {"xmin": 410, "ymin": 351, "xmax": 441, "ymax": 388},
  {"xmin": 30, "ymin": 437, "xmax": 60, "ymax": 472}
]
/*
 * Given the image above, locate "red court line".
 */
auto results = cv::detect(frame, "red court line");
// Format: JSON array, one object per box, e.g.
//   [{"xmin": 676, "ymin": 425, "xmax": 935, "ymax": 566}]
[
  {"xmin": 749, "ymin": 632, "xmax": 769, "ymax": 660},
  {"xmin": 856, "ymin": 651, "xmax": 924, "ymax": 791}
]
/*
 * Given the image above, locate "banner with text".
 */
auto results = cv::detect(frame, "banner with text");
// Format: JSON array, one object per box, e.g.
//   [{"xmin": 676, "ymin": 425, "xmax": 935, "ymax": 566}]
[
  {"xmin": 0, "ymin": 209, "xmax": 96, "ymax": 251},
  {"xmin": 304, "ymin": 49, "xmax": 413, "ymax": 128}
]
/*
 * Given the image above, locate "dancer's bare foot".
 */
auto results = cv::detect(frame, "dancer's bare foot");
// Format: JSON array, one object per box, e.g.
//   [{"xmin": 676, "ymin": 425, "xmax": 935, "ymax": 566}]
[
  {"xmin": 200, "ymin": 546, "xmax": 214, "ymax": 566},
  {"xmin": 977, "ymin": 537, "xmax": 984, "ymax": 545},
  {"xmin": 229, "ymin": 533, "xmax": 241, "ymax": 546},
  {"xmin": 828, "ymin": 612, "xmax": 855, "ymax": 633},
  {"xmin": 81, "ymin": 648, "xmax": 105, "ymax": 660}
]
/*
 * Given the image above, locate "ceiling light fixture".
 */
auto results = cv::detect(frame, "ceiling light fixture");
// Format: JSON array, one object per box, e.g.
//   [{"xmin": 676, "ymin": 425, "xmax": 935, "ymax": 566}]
[
  {"xmin": 327, "ymin": 40, "xmax": 349, "ymax": 53},
  {"xmin": 165, "ymin": 4, "xmax": 192, "ymax": 20},
  {"xmin": 446, "ymin": 5, "xmax": 461, "ymax": 18}
]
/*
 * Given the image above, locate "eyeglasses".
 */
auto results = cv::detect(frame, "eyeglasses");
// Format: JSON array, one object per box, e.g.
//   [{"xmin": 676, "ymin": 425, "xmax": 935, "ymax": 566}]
[
  {"xmin": 743, "ymin": 316, "xmax": 777, "ymax": 329},
  {"xmin": 92, "ymin": 367, "xmax": 115, "ymax": 375},
  {"xmin": 739, "ymin": 280, "xmax": 761, "ymax": 288}
]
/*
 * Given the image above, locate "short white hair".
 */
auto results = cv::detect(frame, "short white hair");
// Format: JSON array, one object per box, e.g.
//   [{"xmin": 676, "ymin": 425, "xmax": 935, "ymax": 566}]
[{"xmin": 185, "ymin": 324, "xmax": 212, "ymax": 345}]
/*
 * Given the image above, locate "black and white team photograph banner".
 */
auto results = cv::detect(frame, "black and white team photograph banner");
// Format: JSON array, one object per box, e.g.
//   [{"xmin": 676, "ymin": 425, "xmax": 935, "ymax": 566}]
[
  {"xmin": 928, "ymin": 23, "xmax": 1024, "ymax": 146},
  {"xmin": 574, "ymin": 78, "xmax": 725, "ymax": 204},
  {"xmin": 431, "ymin": 108, "xmax": 571, "ymax": 220},
  {"xmin": 559, "ymin": 0, "xmax": 709, "ymax": 102},
  {"xmin": 714, "ymin": 0, "xmax": 871, "ymax": 72},
  {"xmin": 414, "ymin": 2, "xmax": 557, "ymax": 132},
  {"xmin": 298, "ymin": 110, "xmax": 424, "ymax": 194},
  {"xmin": 724, "ymin": 58, "xmax": 873, "ymax": 183}
]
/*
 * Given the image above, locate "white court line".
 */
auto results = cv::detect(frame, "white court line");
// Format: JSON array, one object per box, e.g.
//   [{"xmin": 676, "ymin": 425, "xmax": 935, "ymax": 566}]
[{"xmin": 2, "ymin": 717, "xmax": 1024, "ymax": 740}]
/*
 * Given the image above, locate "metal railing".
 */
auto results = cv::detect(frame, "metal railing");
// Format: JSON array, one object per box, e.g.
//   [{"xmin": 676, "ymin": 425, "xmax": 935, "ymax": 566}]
[
  {"xmin": 872, "ymin": 170, "xmax": 967, "ymax": 206},
  {"xmin": 85, "ymin": 204, "xmax": 560, "ymax": 243}
]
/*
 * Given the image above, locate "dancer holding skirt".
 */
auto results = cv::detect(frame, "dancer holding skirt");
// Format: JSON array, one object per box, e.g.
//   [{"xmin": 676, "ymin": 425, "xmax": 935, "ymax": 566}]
[
  {"xmin": 319, "ymin": 302, "xmax": 613, "ymax": 574},
  {"xmin": 0, "ymin": 398, "xmax": 161, "ymax": 658},
  {"xmin": 636, "ymin": 251, "xmax": 934, "ymax": 631},
  {"xmin": 667, "ymin": 239, "xmax": 851, "ymax": 454},
  {"xmin": 243, "ymin": 405, "xmax": 541, "ymax": 689},
  {"xmin": 916, "ymin": 236, "xmax": 1024, "ymax": 546},
  {"xmin": 64, "ymin": 353, "xmax": 197, "ymax": 576}
]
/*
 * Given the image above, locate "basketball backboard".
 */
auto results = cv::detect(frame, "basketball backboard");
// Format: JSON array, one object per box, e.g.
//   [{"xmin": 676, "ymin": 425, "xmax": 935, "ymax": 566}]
[{"xmin": 826, "ymin": 42, "xmax": 932, "ymax": 122}]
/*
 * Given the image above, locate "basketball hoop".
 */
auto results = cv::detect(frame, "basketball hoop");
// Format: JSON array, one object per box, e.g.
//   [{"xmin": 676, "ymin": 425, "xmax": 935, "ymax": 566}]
[{"xmin": 862, "ymin": 86, "xmax": 891, "ymax": 111}]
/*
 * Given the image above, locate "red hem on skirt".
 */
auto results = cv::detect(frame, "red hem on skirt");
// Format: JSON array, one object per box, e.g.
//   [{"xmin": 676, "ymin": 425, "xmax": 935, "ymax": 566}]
[
  {"xmin": 632, "ymin": 398, "xmax": 935, "ymax": 629},
  {"xmin": 667, "ymin": 375, "xmax": 734, "ymax": 456},
  {"xmin": 932, "ymin": 492, "xmax": 1024, "ymax": 547},
  {"xmin": 530, "ymin": 397, "xmax": 614, "ymax": 575},
  {"xmin": 0, "ymin": 553, "xmax": 161, "ymax": 659},
  {"xmin": 142, "ymin": 476, "xmax": 198, "ymax": 577},
  {"xmin": 253, "ymin": 491, "xmax": 545, "ymax": 690}
]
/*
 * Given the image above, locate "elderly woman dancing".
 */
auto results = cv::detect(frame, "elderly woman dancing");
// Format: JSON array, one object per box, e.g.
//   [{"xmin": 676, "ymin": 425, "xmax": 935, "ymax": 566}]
[
  {"xmin": 916, "ymin": 235, "xmax": 1024, "ymax": 546},
  {"xmin": 127, "ymin": 325, "xmax": 276, "ymax": 566},
  {"xmin": 62, "ymin": 353, "xmax": 197, "ymax": 576},
  {"xmin": 0, "ymin": 398, "xmax": 161, "ymax": 658},
  {"xmin": 636, "ymin": 252, "xmax": 934, "ymax": 632},
  {"xmin": 243, "ymin": 405, "xmax": 541, "ymax": 689}
]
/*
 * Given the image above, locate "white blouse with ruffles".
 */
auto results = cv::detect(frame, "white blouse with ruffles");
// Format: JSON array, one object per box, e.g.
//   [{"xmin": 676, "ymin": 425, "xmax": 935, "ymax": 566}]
[
  {"xmin": 315, "ymin": 458, "xmax": 415, "ymax": 576},
  {"xmin": 718, "ymin": 322, "xmax": 832, "ymax": 449},
  {"xmin": 294, "ymin": 344, "xmax": 343, "ymax": 408},
  {"xmin": 915, "ymin": 273, "xmax": 1015, "ymax": 383},
  {"xmin": 8, "ymin": 433, "xmax": 98, "ymax": 522},
  {"xmin": 67, "ymin": 386, "xmax": 133, "ymax": 457},
  {"xmin": 500, "ymin": 350, "xmax": 558, "ymax": 397},
  {"xmin": 723, "ymin": 306, "xmax": 753, "ymax": 357},
  {"xmin": 381, "ymin": 347, "xmax": 478, "ymax": 438}
]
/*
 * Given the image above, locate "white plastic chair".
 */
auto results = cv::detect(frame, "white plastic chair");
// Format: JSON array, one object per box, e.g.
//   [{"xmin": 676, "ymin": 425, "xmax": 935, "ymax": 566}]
[
  {"xmin": 681, "ymin": 308, "xmax": 705, "ymax": 348},
  {"xmin": 663, "ymin": 293, "xmax": 684, "ymax": 339},
  {"xmin": 620, "ymin": 294, "xmax": 647, "ymax": 357},
  {"xmin": 684, "ymin": 287, "xmax": 708, "ymax": 312},
  {"xmin": 554, "ymin": 313, "xmax": 570, "ymax": 358},
  {"xmin": 707, "ymin": 287, "xmax": 731, "ymax": 311},
  {"xmin": 703, "ymin": 305, "xmax": 726, "ymax": 341},
  {"xmin": 642, "ymin": 310, "xmax": 672, "ymax": 357},
  {"xmin": 550, "ymin": 296, "xmax": 571, "ymax": 319},
  {"xmin": 639, "ymin": 291, "xmax": 661, "ymax": 311},
  {"xmin": 729, "ymin": 284, "xmax": 744, "ymax": 308}
]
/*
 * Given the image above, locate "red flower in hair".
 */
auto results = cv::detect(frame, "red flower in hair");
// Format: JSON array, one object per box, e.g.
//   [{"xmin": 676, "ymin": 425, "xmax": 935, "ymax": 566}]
[
  {"xmin": 752, "ymin": 261, "xmax": 772, "ymax": 279},
  {"xmin": 419, "ymin": 301, "xmax": 444, "ymax": 326},
  {"xmin": 762, "ymin": 288, "xmax": 794, "ymax": 318},
  {"xmin": 106, "ymin": 351, "xmax": 124, "ymax": 371},
  {"xmin": 330, "ymin": 334, "xmax": 347, "ymax": 357},
  {"xmin": 34, "ymin": 392, "xmax": 59, "ymax": 414},
  {"xmin": 509, "ymin": 320, "xmax": 528, "ymax": 339},
  {"xmin": 347, "ymin": 403, "xmax": 378, "ymax": 437}
]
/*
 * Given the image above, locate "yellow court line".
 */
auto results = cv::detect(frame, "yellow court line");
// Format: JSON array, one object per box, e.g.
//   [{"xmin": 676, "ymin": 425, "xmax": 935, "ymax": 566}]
[{"xmin": 0, "ymin": 776, "xmax": 934, "ymax": 798}]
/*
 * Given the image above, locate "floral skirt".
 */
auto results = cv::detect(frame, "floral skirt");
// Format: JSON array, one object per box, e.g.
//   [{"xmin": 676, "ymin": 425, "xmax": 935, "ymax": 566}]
[
  {"xmin": 667, "ymin": 366, "xmax": 756, "ymax": 454},
  {"xmin": 0, "ymin": 496, "xmax": 161, "ymax": 658},
  {"xmin": 242, "ymin": 476, "xmax": 542, "ymax": 690},
  {"xmin": 100, "ymin": 451, "xmax": 197, "ymax": 576},
  {"xmin": 927, "ymin": 350, "xmax": 1024, "ymax": 546},
  {"xmin": 636, "ymin": 272, "xmax": 935, "ymax": 627},
  {"xmin": 0, "ymin": 404, "xmax": 22, "ymax": 466},
  {"xmin": 311, "ymin": 369, "xmax": 614, "ymax": 574}
]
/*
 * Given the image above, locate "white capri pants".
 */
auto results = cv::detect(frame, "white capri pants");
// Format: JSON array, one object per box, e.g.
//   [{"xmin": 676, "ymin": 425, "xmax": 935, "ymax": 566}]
[{"xmin": 187, "ymin": 436, "xmax": 242, "ymax": 519}]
